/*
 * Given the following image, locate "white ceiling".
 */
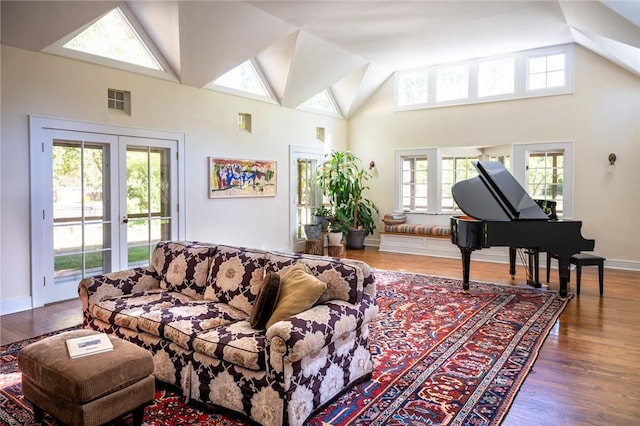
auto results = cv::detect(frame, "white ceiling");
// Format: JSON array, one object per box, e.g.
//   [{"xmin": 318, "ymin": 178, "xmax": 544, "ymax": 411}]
[{"xmin": 1, "ymin": 1, "xmax": 639, "ymax": 117}]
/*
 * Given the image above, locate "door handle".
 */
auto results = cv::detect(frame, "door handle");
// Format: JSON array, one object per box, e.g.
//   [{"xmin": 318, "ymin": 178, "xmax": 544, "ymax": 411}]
[{"xmin": 122, "ymin": 217, "xmax": 129, "ymax": 224}]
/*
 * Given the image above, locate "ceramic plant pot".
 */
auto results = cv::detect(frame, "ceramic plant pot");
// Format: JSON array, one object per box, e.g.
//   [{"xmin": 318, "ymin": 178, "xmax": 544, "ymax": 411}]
[{"xmin": 304, "ymin": 224, "xmax": 322, "ymax": 240}]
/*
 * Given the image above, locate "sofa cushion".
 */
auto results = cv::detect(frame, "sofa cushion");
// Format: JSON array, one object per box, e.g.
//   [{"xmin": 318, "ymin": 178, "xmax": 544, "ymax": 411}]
[
  {"xmin": 204, "ymin": 245, "xmax": 266, "ymax": 315},
  {"xmin": 151, "ymin": 241, "xmax": 216, "ymax": 299},
  {"xmin": 266, "ymin": 263, "xmax": 327, "ymax": 329},
  {"xmin": 250, "ymin": 272, "xmax": 281, "ymax": 330},
  {"xmin": 137, "ymin": 300, "xmax": 248, "ymax": 350},
  {"xmin": 265, "ymin": 251, "xmax": 362, "ymax": 304},
  {"xmin": 341, "ymin": 258, "xmax": 376, "ymax": 296},
  {"xmin": 91, "ymin": 290, "xmax": 195, "ymax": 331},
  {"xmin": 192, "ymin": 321, "xmax": 267, "ymax": 371}
]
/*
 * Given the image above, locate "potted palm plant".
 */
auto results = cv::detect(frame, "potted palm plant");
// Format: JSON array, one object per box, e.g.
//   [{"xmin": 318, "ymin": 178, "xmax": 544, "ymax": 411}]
[{"xmin": 316, "ymin": 151, "xmax": 379, "ymax": 249}]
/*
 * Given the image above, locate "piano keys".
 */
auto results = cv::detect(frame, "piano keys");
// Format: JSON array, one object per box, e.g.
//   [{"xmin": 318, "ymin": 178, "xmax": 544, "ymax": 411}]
[{"xmin": 450, "ymin": 161, "xmax": 594, "ymax": 298}]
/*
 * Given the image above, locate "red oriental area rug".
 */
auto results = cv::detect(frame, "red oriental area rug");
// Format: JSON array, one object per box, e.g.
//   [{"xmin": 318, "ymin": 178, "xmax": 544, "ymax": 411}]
[{"xmin": 0, "ymin": 270, "xmax": 570, "ymax": 425}]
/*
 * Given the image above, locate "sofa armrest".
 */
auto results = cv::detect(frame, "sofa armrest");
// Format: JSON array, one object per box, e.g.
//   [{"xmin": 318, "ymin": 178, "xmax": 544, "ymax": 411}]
[
  {"xmin": 265, "ymin": 293, "xmax": 377, "ymax": 369},
  {"xmin": 78, "ymin": 266, "xmax": 160, "ymax": 313}
]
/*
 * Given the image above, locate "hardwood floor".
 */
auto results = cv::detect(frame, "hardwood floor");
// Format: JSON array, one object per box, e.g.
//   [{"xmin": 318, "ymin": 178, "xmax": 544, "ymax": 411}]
[{"xmin": 1, "ymin": 247, "xmax": 638, "ymax": 425}]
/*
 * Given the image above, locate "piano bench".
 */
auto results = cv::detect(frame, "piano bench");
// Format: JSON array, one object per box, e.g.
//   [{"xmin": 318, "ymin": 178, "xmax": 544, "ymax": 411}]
[{"xmin": 546, "ymin": 253, "xmax": 605, "ymax": 296}]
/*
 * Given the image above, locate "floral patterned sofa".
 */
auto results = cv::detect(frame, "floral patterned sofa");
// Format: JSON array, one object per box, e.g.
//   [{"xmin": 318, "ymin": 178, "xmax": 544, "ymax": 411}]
[{"xmin": 78, "ymin": 241, "xmax": 378, "ymax": 426}]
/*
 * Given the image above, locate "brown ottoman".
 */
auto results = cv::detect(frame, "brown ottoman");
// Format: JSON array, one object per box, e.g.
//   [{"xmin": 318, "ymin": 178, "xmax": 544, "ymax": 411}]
[{"xmin": 18, "ymin": 329, "xmax": 155, "ymax": 426}]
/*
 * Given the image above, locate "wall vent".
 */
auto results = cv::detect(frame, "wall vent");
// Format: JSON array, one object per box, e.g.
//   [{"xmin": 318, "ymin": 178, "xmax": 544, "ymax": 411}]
[
  {"xmin": 238, "ymin": 113, "xmax": 252, "ymax": 133},
  {"xmin": 108, "ymin": 89, "xmax": 131, "ymax": 114}
]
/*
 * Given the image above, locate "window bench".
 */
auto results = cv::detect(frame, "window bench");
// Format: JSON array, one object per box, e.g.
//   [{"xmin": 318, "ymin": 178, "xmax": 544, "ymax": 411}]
[
  {"xmin": 378, "ymin": 223, "xmax": 460, "ymax": 258},
  {"xmin": 381, "ymin": 224, "xmax": 451, "ymax": 237}
]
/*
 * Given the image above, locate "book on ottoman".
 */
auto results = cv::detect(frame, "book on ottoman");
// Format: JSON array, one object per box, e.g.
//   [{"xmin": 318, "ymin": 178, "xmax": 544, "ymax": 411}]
[{"xmin": 66, "ymin": 333, "xmax": 114, "ymax": 358}]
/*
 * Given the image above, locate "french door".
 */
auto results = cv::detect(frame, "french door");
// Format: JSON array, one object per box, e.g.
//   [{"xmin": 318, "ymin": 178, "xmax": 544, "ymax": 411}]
[{"xmin": 30, "ymin": 117, "xmax": 184, "ymax": 306}]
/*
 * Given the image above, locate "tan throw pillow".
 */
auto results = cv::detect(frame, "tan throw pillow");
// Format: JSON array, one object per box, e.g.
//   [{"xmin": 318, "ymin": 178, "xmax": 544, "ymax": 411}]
[
  {"xmin": 266, "ymin": 263, "xmax": 327, "ymax": 329},
  {"xmin": 250, "ymin": 272, "xmax": 282, "ymax": 330}
]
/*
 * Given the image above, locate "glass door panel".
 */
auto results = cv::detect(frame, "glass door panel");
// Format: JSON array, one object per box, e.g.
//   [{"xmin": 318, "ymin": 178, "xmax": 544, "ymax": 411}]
[
  {"xmin": 124, "ymin": 143, "xmax": 173, "ymax": 268},
  {"xmin": 296, "ymin": 158, "xmax": 316, "ymax": 240},
  {"xmin": 49, "ymin": 135, "xmax": 115, "ymax": 303},
  {"xmin": 289, "ymin": 146, "xmax": 324, "ymax": 253},
  {"xmin": 53, "ymin": 141, "xmax": 112, "ymax": 280}
]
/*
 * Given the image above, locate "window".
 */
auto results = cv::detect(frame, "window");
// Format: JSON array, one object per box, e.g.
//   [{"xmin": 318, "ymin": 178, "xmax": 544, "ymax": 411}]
[
  {"xmin": 213, "ymin": 60, "xmax": 270, "ymax": 98},
  {"xmin": 395, "ymin": 44, "xmax": 574, "ymax": 110},
  {"xmin": 402, "ymin": 156, "xmax": 428, "ymax": 211},
  {"xmin": 526, "ymin": 152, "xmax": 564, "ymax": 213},
  {"xmin": 528, "ymin": 53, "xmax": 566, "ymax": 90},
  {"xmin": 395, "ymin": 147, "xmax": 515, "ymax": 214},
  {"xmin": 64, "ymin": 8, "xmax": 162, "ymax": 71},
  {"xmin": 436, "ymin": 65, "xmax": 469, "ymax": 102},
  {"xmin": 478, "ymin": 58, "xmax": 515, "ymax": 97},
  {"xmin": 206, "ymin": 60, "xmax": 276, "ymax": 104},
  {"xmin": 298, "ymin": 89, "xmax": 342, "ymax": 117},
  {"xmin": 441, "ymin": 156, "xmax": 480, "ymax": 210},
  {"xmin": 488, "ymin": 154, "xmax": 511, "ymax": 169},
  {"xmin": 512, "ymin": 141, "xmax": 573, "ymax": 218},
  {"xmin": 45, "ymin": 5, "xmax": 174, "ymax": 81},
  {"xmin": 394, "ymin": 148, "xmax": 438, "ymax": 213},
  {"xmin": 396, "ymin": 71, "xmax": 428, "ymax": 106}
]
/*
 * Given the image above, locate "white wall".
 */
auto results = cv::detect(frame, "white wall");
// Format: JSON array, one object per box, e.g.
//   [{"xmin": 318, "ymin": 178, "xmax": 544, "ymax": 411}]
[
  {"xmin": 2, "ymin": 44, "xmax": 639, "ymax": 313},
  {"xmin": 0, "ymin": 45, "xmax": 346, "ymax": 312},
  {"xmin": 349, "ymin": 45, "xmax": 640, "ymax": 269}
]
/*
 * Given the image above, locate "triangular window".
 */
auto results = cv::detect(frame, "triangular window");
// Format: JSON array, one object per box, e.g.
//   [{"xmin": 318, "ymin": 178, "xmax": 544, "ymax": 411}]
[
  {"xmin": 64, "ymin": 8, "xmax": 162, "ymax": 71},
  {"xmin": 299, "ymin": 90, "xmax": 341, "ymax": 116},
  {"xmin": 209, "ymin": 60, "xmax": 271, "ymax": 99}
]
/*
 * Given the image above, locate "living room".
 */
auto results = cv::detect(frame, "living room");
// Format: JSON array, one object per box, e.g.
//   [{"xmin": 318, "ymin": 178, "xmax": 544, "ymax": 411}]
[{"xmin": 1, "ymin": 1, "xmax": 639, "ymax": 425}]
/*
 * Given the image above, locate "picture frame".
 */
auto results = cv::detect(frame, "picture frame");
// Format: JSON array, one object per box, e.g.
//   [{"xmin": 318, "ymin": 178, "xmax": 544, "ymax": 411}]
[{"xmin": 209, "ymin": 157, "xmax": 277, "ymax": 198}]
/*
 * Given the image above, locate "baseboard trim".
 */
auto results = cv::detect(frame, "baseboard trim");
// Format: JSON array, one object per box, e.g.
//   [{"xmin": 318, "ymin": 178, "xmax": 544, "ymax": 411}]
[
  {"xmin": 0, "ymin": 296, "xmax": 33, "ymax": 316},
  {"xmin": 374, "ymin": 234, "xmax": 640, "ymax": 272}
]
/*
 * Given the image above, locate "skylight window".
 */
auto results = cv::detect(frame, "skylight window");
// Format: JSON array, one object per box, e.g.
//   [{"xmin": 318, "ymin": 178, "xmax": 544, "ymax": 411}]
[
  {"xmin": 212, "ymin": 61, "xmax": 270, "ymax": 98},
  {"xmin": 299, "ymin": 90, "xmax": 340, "ymax": 116},
  {"xmin": 64, "ymin": 8, "xmax": 162, "ymax": 71}
]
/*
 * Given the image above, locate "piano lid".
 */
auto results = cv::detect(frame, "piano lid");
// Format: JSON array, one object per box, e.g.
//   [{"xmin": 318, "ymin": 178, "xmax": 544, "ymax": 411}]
[{"xmin": 452, "ymin": 161, "xmax": 549, "ymax": 221}]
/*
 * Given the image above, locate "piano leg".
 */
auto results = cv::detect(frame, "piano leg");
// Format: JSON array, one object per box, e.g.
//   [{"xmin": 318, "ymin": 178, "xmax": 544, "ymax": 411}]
[
  {"xmin": 459, "ymin": 247, "xmax": 472, "ymax": 294},
  {"xmin": 526, "ymin": 249, "xmax": 542, "ymax": 288},
  {"xmin": 557, "ymin": 256, "xmax": 570, "ymax": 299},
  {"xmin": 509, "ymin": 247, "xmax": 516, "ymax": 278}
]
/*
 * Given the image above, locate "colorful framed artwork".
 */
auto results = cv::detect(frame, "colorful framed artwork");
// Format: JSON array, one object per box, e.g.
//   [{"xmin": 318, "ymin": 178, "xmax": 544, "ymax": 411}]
[{"xmin": 209, "ymin": 157, "xmax": 277, "ymax": 198}]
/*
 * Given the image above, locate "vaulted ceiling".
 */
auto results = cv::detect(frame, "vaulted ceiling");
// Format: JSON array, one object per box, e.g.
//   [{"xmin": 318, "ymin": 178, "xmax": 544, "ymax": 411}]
[{"xmin": 2, "ymin": 1, "xmax": 639, "ymax": 117}]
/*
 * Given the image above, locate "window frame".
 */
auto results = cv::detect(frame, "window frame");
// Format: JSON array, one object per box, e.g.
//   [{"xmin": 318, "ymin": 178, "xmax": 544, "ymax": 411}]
[
  {"xmin": 206, "ymin": 59, "xmax": 279, "ymax": 105},
  {"xmin": 401, "ymin": 155, "xmax": 429, "ymax": 212},
  {"xmin": 440, "ymin": 154, "xmax": 482, "ymax": 212},
  {"xmin": 512, "ymin": 141, "xmax": 574, "ymax": 219},
  {"xmin": 393, "ymin": 144, "xmax": 570, "ymax": 217},
  {"xmin": 394, "ymin": 148, "xmax": 440, "ymax": 213},
  {"xmin": 44, "ymin": 4, "xmax": 176, "ymax": 82},
  {"xmin": 395, "ymin": 44, "xmax": 574, "ymax": 111}
]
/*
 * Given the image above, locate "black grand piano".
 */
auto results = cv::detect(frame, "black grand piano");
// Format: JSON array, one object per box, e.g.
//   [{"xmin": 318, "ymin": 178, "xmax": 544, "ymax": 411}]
[{"xmin": 450, "ymin": 161, "xmax": 594, "ymax": 298}]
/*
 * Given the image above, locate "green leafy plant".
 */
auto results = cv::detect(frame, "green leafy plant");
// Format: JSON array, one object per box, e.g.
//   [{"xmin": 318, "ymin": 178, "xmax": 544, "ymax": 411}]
[
  {"xmin": 328, "ymin": 210, "xmax": 350, "ymax": 233},
  {"xmin": 313, "ymin": 206, "xmax": 332, "ymax": 217},
  {"xmin": 315, "ymin": 151, "xmax": 379, "ymax": 237}
]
